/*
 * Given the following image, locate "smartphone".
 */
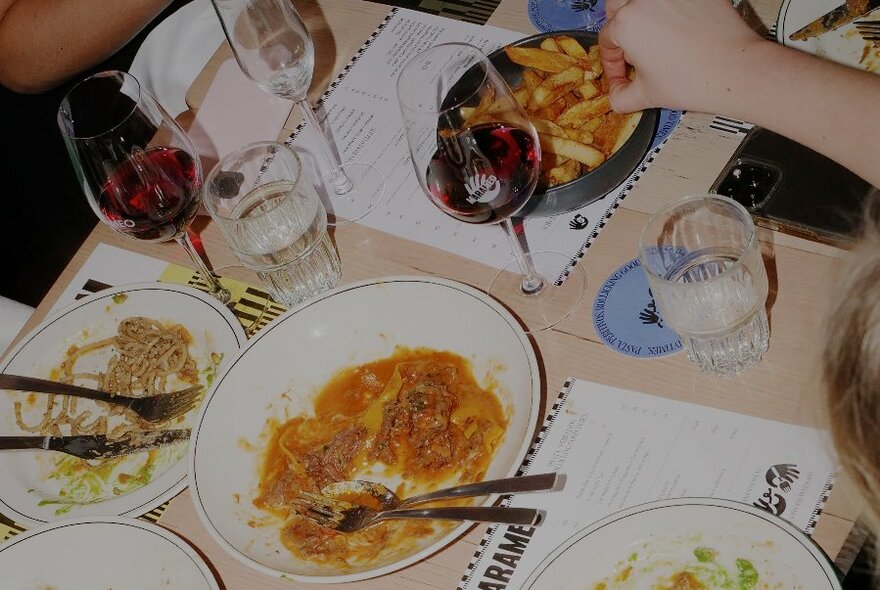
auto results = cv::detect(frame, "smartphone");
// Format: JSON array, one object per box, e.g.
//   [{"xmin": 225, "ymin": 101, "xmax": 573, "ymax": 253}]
[{"xmin": 710, "ymin": 126, "xmax": 875, "ymax": 246}]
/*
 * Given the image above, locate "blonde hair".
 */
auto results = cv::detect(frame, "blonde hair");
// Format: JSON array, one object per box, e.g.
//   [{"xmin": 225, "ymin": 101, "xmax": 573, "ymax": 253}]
[{"xmin": 824, "ymin": 208, "xmax": 880, "ymax": 541}]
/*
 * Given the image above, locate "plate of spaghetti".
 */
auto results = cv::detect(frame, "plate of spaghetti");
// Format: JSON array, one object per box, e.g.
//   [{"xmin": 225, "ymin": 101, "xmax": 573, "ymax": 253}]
[
  {"xmin": 189, "ymin": 276, "xmax": 541, "ymax": 583},
  {"xmin": 0, "ymin": 283, "xmax": 246, "ymax": 526}
]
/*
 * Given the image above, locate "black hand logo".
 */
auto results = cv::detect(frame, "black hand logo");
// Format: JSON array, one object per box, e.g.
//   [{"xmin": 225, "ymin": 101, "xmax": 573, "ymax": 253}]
[
  {"xmin": 766, "ymin": 464, "xmax": 800, "ymax": 493},
  {"xmin": 569, "ymin": 214, "xmax": 589, "ymax": 230},
  {"xmin": 571, "ymin": 0, "xmax": 598, "ymax": 11},
  {"xmin": 638, "ymin": 289, "xmax": 664, "ymax": 328}
]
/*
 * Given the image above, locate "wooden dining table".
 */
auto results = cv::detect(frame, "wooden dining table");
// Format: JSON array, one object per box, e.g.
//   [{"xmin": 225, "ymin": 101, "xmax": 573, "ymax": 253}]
[{"xmin": 4, "ymin": 0, "xmax": 867, "ymax": 587}]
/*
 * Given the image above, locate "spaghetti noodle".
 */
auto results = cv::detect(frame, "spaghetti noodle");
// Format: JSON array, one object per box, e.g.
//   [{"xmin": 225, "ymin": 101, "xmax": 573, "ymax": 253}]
[{"xmin": 13, "ymin": 317, "xmax": 197, "ymax": 438}]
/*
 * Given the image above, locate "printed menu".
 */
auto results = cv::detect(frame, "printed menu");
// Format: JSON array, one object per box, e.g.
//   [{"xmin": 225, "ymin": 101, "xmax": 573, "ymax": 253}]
[
  {"xmin": 287, "ymin": 8, "xmax": 675, "ymax": 281},
  {"xmin": 459, "ymin": 378, "xmax": 837, "ymax": 590}
]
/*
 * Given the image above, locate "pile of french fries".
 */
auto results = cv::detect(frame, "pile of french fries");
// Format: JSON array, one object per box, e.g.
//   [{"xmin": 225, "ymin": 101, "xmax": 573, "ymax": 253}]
[{"xmin": 463, "ymin": 35, "xmax": 641, "ymax": 189}]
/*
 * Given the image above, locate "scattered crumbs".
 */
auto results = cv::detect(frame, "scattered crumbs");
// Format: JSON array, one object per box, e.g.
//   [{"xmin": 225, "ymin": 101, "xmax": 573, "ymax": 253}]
[
  {"xmin": 238, "ymin": 438, "xmax": 256, "ymax": 452},
  {"xmin": 233, "ymin": 493, "xmax": 241, "ymax": 503},
  {"xmin": 112, "ymin": 293, "xmax": 128, "ymax": 305}
]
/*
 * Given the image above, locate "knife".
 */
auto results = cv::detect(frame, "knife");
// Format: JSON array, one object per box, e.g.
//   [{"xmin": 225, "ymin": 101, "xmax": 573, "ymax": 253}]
[
  {"xmin": 789, "ymin": 0, "xmax": 880, "ymax": 41},
  {"xmin": 0, "ymin": 429, "xmax": 191, "ymax": 459}
]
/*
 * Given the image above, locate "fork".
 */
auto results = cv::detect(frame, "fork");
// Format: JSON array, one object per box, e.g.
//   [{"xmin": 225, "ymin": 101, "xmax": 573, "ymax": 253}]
[
  {"xmin": 0, "ymin": 374, "xmax": 204, "ymax": 423},
  {"xmin": 855, "ymin": 20, "xmax": 880, "ymax": 42},
  {"xmin": 293, "ymin": 490, "xmax": 544, "ymax": 532}
]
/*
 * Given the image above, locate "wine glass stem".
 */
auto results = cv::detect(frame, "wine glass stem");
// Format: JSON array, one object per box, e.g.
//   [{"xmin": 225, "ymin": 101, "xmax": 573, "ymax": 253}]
[
  {"xmin": 500, "ymin": 219, "xmax": 545, "ymax": 295},
  {"xmin": 295, "ymin": 98, "xmax": 354, "ymax": 195},
  {"xmin": 175, "ymin": 231, "xmax": 232, "ymax": 304}
]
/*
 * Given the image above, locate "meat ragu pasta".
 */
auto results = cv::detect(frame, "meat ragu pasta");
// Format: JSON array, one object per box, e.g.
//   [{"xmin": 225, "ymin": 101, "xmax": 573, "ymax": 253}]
[{"xmin": 255, "ymin": 347, "xmax": 508, "ymax": 568}]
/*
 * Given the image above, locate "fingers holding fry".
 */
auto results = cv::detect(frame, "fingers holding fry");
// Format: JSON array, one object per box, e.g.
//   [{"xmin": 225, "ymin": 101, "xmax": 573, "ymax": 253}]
[{"xmin": 498, "ymin": 34, "xmax": 646, "ymax": 189}]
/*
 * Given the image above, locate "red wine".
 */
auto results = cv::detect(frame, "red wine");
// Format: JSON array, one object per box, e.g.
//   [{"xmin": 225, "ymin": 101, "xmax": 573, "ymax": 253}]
[
  {"xmin": 99, "ymin": 147, "xmax": 201, "ymax": 241},
  {"xmin": 425, "ymin": 123, "xmax": 539, "ymax": 224}
]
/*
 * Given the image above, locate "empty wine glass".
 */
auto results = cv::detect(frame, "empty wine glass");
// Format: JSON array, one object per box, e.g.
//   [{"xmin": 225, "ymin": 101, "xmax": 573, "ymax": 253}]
[
  {"xmin": 57, "ymin": 70, "xmax": 231, "ymax": 304},
  {"xmin": 397, "ymin": 43, "xmax": 587, "ymax": 334},
  {"xmin": 210, "ymin": 0, "xmax": 385, "ymax": 225}
]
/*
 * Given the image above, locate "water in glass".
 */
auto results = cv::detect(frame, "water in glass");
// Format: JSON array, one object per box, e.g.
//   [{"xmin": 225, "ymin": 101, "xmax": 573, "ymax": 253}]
[
  {"xmin": 639, "ymin": 195, "xmax": 769, "ymax": 377},
  {"xmin": 659, "ymin": 246, "xmax": 769, "ymax": 376},
  {"xmin": 224, "ymin": 180, "xmax": 340, "ymax": 306}
]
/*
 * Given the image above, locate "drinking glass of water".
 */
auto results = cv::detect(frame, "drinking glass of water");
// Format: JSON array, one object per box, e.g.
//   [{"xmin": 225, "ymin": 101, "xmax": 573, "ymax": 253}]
[
  {"xmin": 204, "ymin": 141, "xmax": 341, "ymax": 306},
  {"xmin": 638, "ymin": 194, "xmax": 769, "ymax": 377}
]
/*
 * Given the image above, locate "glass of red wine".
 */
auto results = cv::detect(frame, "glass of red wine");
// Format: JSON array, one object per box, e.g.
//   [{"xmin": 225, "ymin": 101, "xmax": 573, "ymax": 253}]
[
  {"xmin": 397, "ymin": 44, "xmax": 586, "ymax": 333},
  {"xmin": 57, "ymin": 70, "xmax": 231, "ymax": 303}
]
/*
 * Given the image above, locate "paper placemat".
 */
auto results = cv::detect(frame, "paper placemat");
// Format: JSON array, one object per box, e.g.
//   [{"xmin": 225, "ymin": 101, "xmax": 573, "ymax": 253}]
[
  {"xmin": 458, "ymin": 378, "xmax": 837, "ymax": 590},
  {"xmin": 1, "ymin": 244, "xmax": 286, "ymax": 543},
  {"xmin": 286, "ymin": 8, "xmax": 708, "ymax": 283}
]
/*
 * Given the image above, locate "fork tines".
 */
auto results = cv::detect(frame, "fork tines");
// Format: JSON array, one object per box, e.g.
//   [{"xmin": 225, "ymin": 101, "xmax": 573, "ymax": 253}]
[
  {"xmin": 292, "ymin": 491, "xmax": 348, "ymax": 526},
  {"xmin": 855, "ymin": 20, "xmax": 880, "ymax": 41}
]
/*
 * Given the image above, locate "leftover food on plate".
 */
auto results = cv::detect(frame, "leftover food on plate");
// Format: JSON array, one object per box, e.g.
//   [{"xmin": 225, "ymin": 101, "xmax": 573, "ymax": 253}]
[
  {"xmin": 590, "ymin": 544, "xmax": 775, "ymax": 590},
  {"xmin": 11, "ymin": 316, "xmax": 220, "ymax": 513},
  {"xmin": 254, "ymin": 346, "xmax": 508, "ymax": 568},
  {"xmin": 476, "ymin": 34, "xmax": 641, "ymax": 189}
]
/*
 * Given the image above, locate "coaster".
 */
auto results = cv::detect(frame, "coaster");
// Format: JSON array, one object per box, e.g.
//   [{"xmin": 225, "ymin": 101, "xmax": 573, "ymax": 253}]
[
  {"xmin": 652, "ymin": 109, "xmax": 683, "ymax": 149},
  {"xmin": 528, "ymin": 0, "xmax": 606, "ymax": 32},
  {"xmin": 592, "ymin": 257, "xmax": 682, "ymax": 358}
]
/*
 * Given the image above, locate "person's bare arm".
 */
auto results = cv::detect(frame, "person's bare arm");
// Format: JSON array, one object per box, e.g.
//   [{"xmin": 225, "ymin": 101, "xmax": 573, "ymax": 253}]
[
  {"xmin": 599, "ymin": 0, "xmax": 880, "ymax": 188},
  {"xmin": 0, "ymin": 0, "xmax": 172, "ymax": 94}
]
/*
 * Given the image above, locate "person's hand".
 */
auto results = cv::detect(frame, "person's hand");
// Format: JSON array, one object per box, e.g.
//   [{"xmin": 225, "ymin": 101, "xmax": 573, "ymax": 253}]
[{"xmin": 599, "ymin": 0, "xmax": 766, "ymax": 113}]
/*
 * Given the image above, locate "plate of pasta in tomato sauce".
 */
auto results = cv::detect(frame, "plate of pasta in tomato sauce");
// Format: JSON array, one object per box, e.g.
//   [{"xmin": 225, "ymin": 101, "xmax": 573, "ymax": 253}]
[{"xmin": 189, "ymin": 276, "xmax": 542, "ymax": 583}]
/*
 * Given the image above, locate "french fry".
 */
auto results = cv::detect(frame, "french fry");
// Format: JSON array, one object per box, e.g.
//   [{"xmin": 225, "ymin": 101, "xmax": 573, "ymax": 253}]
[
  {"xmin": 577, "ymin": 116, "xmax": 604, "ymax": 133},
  {"xmin": 563, "ymin": 92, "xmax": 580, "ymax": 108},
  {"xmin": 556, "ymin": 36, "xmax": 589, "ymax": 60},
  {"xmin": 546, "ymin": 158, "xmax": 582, "ymax": 186},
  {"xmin": 539, "ymin": 37, "xmax": 561, "ymax": 52},
  {"xmin": 577, "ymin": 80, "xmax": 599, "ymax": 100},
  {"xmin": 540, "ymin": 151, "xmax": 570, "ymax": 170},
  {"xmin": 521, "ymin": 69, "xmax": 544, "ymax": 92},
  {"xmin": 564, "ymin": 129, "xmax": 595, "ymax": 145},
  {"xmin": 538, "ymin": 133, "xmax": 605, "ymax": 169},
  {"xmin": 556, "ymin": 94, "xmax": 611, "ymax": 127},
  {"xmin": 504, "ymin": 46, "xmax": 585, "ymax": 73},
  {"xmin": 586, "ymin": 45, "xmax": 603, "ymax": 77},
  {"xmin": 534, "ymin": 97, "xmax": 567, "ymax": 120},
  {"xmin": 612, "ymin": 112, "xmax": 642, "ymax": 152},
  {"xmin": 532, "ymin": 117, "xmax": 568, "ymax": 138},
  {"xmin": 527, "ymin": 66, "xmax": 582, "ymax": 110}
]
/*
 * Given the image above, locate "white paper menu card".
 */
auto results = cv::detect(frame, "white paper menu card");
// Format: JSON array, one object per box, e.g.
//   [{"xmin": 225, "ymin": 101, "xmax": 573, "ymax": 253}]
[{"xmin": 459, "ymin": 378, "xmax": 837, "ymax": 590}]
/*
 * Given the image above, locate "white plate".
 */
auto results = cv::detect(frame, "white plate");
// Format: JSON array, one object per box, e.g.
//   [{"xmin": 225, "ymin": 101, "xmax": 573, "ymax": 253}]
[
  {"xmin": 778, "ymin": 0, "xmax": 880, "ymax": 73},
  {"xmin": 522, "ymin": 498, "xmax": 841, "ymax": 589},
  {"xmin": 189, "ymin": 276, "xmax": 541, "ymax": 583},
  {"xmin": 0, "ymin": 283, "xmax": 246, "ymax": 526},
  {"xmin": 0, "ymin": 516, "xmax": 220, "ymax": 589}
]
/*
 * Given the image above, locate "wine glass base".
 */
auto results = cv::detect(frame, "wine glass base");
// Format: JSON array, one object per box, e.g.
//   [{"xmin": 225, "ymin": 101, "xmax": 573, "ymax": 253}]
[
  {"xmin": 322, "ymin": 162, "xmax": 386, "ymax": 227},
  {"xmin": 487, "ymin": 250, "xmax": 587, "ymax": 335}
]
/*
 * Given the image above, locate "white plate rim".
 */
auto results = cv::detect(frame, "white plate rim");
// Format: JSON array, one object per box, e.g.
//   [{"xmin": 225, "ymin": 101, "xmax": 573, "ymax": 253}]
[
  {"xmin": 521, "ymin": 497, "xmax": 842, "ymax": 589},
  {"xmin": 188, "ymin": 275, "xmax": 542, "ymax": 584},
  {"xmin": 0, "ymin": 515, "xmax": 221, "ymax": 589},
  {"xmin": 0, "ymin": 282, "xmax": 247, "ymax": 526}
]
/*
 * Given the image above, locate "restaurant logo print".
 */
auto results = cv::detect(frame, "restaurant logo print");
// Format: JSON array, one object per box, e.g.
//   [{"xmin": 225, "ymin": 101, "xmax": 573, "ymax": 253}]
[{"xmin": 752, "ymin": 463, "xmax": 800, "ymax": 517}]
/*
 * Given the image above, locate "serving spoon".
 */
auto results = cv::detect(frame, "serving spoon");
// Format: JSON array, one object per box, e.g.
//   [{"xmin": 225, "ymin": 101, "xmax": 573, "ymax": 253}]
[{"xmin": 320, "ymin": 472, "xmax": 564, "ymax": 512}]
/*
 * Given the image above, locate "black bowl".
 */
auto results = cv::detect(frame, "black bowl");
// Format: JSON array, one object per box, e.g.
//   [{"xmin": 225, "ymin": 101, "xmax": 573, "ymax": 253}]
[{"xmin": 487, "ymin": 30, "xmax": 659, "ymax": 218}]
